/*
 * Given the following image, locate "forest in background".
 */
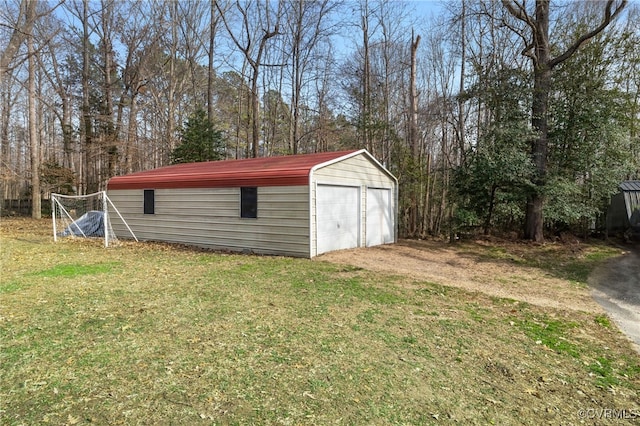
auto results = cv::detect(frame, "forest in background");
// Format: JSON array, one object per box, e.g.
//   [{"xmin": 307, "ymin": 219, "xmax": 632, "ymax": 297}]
[{"xmin": 1, "ymin": 0, "xmax": 639, "ymax": 241}]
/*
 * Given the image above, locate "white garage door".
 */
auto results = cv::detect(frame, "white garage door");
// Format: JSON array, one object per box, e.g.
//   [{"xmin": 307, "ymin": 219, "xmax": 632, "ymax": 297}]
[
  {"xmin": 316, "ymin": 185, "xmax": 360, "ymax": 254},
  {"xmin": 366, "ymin": 188, "xmax": 394, "ymax": 247}
]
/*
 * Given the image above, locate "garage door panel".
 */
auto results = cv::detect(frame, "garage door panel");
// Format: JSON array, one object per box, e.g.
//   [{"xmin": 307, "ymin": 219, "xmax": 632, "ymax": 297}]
[
  {"xmin": 317, "ymin": 185, "xmax": 359, "ymax": 254},
  {"xmin": 366, "ymin": 188, "xmax": 393, "ymax": 247}
]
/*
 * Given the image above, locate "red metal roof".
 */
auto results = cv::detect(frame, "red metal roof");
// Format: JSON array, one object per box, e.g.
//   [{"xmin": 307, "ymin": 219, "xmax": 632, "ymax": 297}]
[{"xmin": 107, "ymin": 150, "xmax": 359, "ymax": 190}]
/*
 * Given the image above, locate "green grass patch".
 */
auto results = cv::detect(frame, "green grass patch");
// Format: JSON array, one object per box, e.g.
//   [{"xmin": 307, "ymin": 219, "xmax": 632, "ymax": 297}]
[
  {"xmin": 588, "ymin": 356, "xmax": 621, "ymax": 388},
  {"xmin": 1, "ymin": 219, "xmax": 639, "ymax": 425},
  {"xmin": 595, "ymin": 314, "xmax": 612, "ymax": 328},
  {"xmin": 0, "ymin": 280, "xmax": 23, "ymax": 294},
  {"xmin": 585, "ymin": 354, "xmax": 640, "ymax": 391},
  {"xmin": 30, "ymin": 262, "xmax": 120, "ymax": 278},
  {"xmin": 517, "ymin": 316, "xmax": 581, "ymax": 358},
  {"xmin": 550, "ymin": 247, "xmax": 621, "ymax": 283}
]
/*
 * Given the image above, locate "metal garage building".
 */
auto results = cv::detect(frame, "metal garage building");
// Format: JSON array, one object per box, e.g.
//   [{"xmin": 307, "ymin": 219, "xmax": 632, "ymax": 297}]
[
  {"xmin": 607, "ymin": 180, "xmax": 640, "ymax": 237},
  {"xmin": 106, "ymin": 149, "xmax": 397, "ymax": 257}
]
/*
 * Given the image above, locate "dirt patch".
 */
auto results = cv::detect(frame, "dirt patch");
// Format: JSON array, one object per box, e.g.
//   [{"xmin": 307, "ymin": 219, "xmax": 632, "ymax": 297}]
[{"xmin": 317, "ymin": 239, "xmax": 606, "ymax": 313}]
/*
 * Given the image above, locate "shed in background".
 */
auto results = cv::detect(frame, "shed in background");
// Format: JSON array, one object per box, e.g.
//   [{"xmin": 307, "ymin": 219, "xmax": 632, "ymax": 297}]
[
  {"xmin": 607, "ymin": 180, "xmax": 640, "ymax": 237},
  {"xmin": 106, "ymin": 149, "xmax": 397, "ymax": 258}
]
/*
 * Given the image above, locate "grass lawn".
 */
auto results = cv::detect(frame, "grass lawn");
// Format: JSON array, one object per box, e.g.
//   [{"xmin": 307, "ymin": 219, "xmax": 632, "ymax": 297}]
[{"xmin": 1, "ymin": 218, "xmax": 639, "ymax": 425}]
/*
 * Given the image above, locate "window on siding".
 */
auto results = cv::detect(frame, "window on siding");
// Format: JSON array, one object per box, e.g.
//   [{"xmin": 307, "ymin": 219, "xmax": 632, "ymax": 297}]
[
  {"xmin": 143, "ymin": 189, "xmax": 155, "ymax": 214},
  {"xmin": 240, "ymin": 187, "xmax": 258, "ymax": 218}
]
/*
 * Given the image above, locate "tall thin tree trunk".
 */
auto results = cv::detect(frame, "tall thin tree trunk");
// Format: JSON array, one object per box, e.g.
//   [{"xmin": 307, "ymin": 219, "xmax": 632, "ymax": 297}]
[
  {"xmin": 167, "ymin": 1, "xmax": 178, "ymax": 164},
  {"xmin": 250, "ymin": 64, "xmax": 260, "ymax": 158},
  {"xmin": 421, "ymin": 152, "xmax": 431, "ymax": 235},
  {"xmin": 61, "ymin": 96, "xmax": 72, "ymax": 169},
  {"xmin": 361, "ymin": 2, "xmax": 371, "ymax": 153},
  {"xmin": 1, "ymin": 84, "xmax": 12, "ymax": 205},
  {"xmin": 457, "ymin": 0, "xmax": 466, "ymax": 160},
  {"xmin": 408, "ymin": 30, "xmax": 421, "ymax": 236},
  {"xmin": 207, "ymin": 0, "xmax": 217, "ymax": 122},
  {"xmin": 409, "ymin": 30, "xmax": 420, "ymax": 158},
  {"xmin": 125, "ymin": 93, "xmax": 138, "ymax": 173},
  {"xmin": 82, "ymin": 0, "xmax": 93, "ymax": 194},
  {"xmin": 291, "ymin": 42, "xmax": 300, "ymax": 155},
  {"xmin": 288, "ymin": 0, "xmax": 303, "ymax": 155},
  {"xmin": 28, "ymin": 27, "xmax": 40, "ymax": 218},
  {"xmin": 102, "ymin": 0, "xmax": 117, "ymax": 182}
]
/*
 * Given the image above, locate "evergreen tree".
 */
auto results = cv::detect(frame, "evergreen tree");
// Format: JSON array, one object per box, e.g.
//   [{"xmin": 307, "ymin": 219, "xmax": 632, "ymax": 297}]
[
  {"xmin": 501, "ymin": 0, "xmax": 627, "ymax": 242},
  {"xmin": 454, "ymin": 68, "xmax": 535, "ymax": 235},
  {"xmin": 170, "ymin": 109, "xmax": 225, "ymax": 164},
  {"xmin": 545, "ymin": 20, "xmax": 637, "ymax": 233}
]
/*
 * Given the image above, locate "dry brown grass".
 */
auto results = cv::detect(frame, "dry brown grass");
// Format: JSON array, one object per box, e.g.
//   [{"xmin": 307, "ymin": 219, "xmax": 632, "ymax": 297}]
[{"xmin": 1, "ymin": 218, "xmax": 639, "ymax": 425}]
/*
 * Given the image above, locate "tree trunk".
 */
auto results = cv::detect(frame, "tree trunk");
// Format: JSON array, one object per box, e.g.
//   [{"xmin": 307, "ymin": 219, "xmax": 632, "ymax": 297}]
[
  {"xmin": 61, "ymin": 96, "xmax": 72, "ymax": 169},
  {"xmin": 101, "ymin": 0, "xmax": 117, "ymax": 182},
  {"xmin": 250, "ymin": 63, "xmax": 260, "ymax": 158},
  {"xmin": 1, "ymin": 83, "xmax": 13, "ymax": 205},
  {"xmin": 484, "ymin": 185, "xmax": 498, "ymax": 235},
  {"xmin": 409, "ymin": 30, "xmax": 420, "ymax": 158},
  {"xmin": 408, "ymin": 30, "xmax": 421, "ymax": 237},
  {"xmin": 166, "ymin": 1, "xmax": 178, "ymax": 164},
  {"xmin": 524, "ymin": 0, "xmax": 551, "ymax": 242},
  {"xmin": 81, "ymin": 0, "xmax": 94, "ymax": 194},
  {"xmin": 208, "ymin": 0, "xmax": 217, "ymax": 122},
  {"xmin": 457, "ymin": 0, "xmax": 466, "ymax": 161},
  {"xmin": 124, "ymin": 88, "xmax": 141, "ymax": 173},
  {"xmin": 361, "ymin": 2, "xmax": 372, "ymax": 153},
  {"xmin": 28, "ymin": 25, "xmax": 40, "ymax": 219},
  {"xmin": 288, "ymin": 0, "xmax": 303, "ymax": 155}
]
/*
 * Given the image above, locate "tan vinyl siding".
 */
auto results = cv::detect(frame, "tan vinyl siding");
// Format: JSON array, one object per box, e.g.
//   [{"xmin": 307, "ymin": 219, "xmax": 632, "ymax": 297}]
[
  {"xmin": 312, "ymin": 154, "xmax": 393, "ymax": 188},
  {"xmin": 108, "ymin": 186, "xmax": 310, "ymax": 257}
]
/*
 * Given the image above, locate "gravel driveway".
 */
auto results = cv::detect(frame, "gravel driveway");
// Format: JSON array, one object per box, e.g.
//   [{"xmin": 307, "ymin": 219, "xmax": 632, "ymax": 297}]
[{"xmin": 589, "ymin": 248, "xmax": 640, "ymax": 352}]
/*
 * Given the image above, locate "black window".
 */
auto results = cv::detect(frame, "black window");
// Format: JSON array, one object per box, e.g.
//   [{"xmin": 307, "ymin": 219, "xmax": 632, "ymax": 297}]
[
  {"xmin": 240, "ymin": 187, "xmax": 257, "ymax": 218},
  {"xmin": 143, "ymin": 189, "xmax": 155, "ymax": 214}
]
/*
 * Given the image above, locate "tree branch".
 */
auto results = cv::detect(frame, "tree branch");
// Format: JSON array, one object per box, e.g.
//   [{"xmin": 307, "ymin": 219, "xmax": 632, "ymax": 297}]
[
  {"xmin": 549, "ymin": 0, "xmax": 627, "ymax": 68},
  {"xmin": 500, "ymin": 17, "xmax": 535, "ymax": 60},
  {"xmin": 501, "ymin": 0, "xmax": 538, "ymax": 62},
  {"xmin": 501, "ymin": 0, "xmax": 535, "ymax": 29}
]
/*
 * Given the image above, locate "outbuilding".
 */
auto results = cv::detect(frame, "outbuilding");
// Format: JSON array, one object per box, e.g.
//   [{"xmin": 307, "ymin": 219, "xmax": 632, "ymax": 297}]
[
  {"xmin": 607, "ymin": 180, "xmax": 640, "ymax": 238},
  {"xmin": 106, "ymin": 149, "xmax": 397, "ymax": 257}
]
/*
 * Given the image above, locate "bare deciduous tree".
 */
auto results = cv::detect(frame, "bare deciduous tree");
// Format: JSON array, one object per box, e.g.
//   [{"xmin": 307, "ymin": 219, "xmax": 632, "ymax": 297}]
[
  {"xmin": 0, "ymin": 0, "xmax": 38, "ymax": 86},
  {"xmin": 284, "ymin": 0, "xmax": 335, "ymax": 154},
  {"xmin": 217, "ymin": 0, "xmax": 283, "ymax": 157}
]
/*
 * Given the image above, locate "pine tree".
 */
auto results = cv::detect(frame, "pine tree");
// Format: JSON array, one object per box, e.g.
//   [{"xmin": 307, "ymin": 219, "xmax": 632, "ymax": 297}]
[{"xmin": 170, "ymin": 109, "xmax": 225, "ymax": 164}]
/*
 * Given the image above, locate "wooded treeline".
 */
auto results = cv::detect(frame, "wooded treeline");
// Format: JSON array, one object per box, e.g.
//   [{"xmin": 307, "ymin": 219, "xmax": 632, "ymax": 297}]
[{"xmin": 1, "ymin": 0, "xmax": 638, "ymax": 241}]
